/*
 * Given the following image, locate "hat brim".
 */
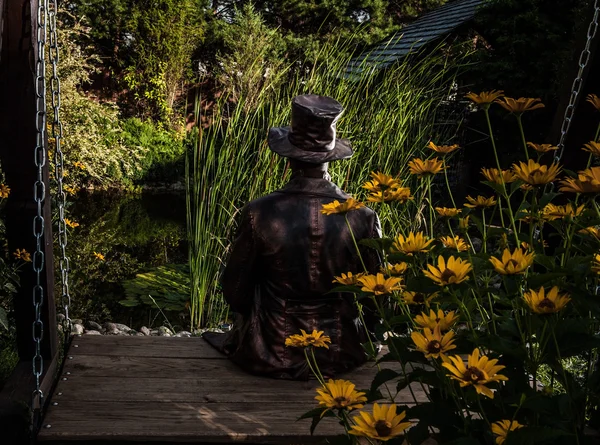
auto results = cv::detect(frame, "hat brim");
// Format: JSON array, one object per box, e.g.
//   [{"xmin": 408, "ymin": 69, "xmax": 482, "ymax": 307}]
[{"xmin": 268, "ymin": 127, "xmax": 353, "ymax": 163}]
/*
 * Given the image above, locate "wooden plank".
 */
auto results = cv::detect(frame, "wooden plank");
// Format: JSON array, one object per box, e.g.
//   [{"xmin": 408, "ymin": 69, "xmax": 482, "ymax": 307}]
[
  {"xmin": 60, "ymin": 353, "xmax": 401, "ymax": 381},
  {"xmin": 38, "ymin": 400, "xmax": 350, "ymax": 443},
  {"xmin": 50, "ymin": 375, "xmax": 425, "ymax": 404},
  {"xmin": 70, "ymin": 335, "xmax": 227, "ymax": 359}
]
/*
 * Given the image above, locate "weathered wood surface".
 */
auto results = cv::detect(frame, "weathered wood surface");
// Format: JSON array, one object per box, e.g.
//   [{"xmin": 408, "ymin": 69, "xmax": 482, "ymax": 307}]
[{"xmin": 38, "ymin": 336, "xmax": 427, "ymax": 444}]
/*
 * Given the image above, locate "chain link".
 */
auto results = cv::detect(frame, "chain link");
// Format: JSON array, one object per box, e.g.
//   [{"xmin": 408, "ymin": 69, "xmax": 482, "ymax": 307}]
[
  {"xmin": 555, "ymin": 0, "xmax": 600, "ymax": 163},
  {"xmin": 48, "ymin": 0, "xmax": 71, "ymax": 339},
  {"xmin": 32, "ymin": 0, "xmax": 49, "ymax": 418}
]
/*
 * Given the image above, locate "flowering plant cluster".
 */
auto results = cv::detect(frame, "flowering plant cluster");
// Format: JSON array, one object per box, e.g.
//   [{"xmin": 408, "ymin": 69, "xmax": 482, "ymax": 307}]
[{"xmin": 290, "ymin": 92, "xmax": 600, "ymax": 444}]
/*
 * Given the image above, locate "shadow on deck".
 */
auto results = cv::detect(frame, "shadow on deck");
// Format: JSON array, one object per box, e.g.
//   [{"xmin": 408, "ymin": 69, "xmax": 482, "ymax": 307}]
[{"xmin": 36, "ymin": 336, "xmax": 426, "ymax": 444}]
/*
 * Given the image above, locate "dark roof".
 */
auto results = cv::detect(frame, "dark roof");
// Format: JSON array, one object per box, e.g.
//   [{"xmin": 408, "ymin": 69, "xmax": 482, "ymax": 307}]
[{"xmin": 347, "ymin": 0, "xmax": 483, "ymax": 75}]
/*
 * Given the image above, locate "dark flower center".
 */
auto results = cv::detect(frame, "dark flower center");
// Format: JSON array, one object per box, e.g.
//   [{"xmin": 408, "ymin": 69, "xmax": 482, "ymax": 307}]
[
  {"xmin": 507, "ymin": 259, "xmax": 520, "ymax": 268},
  {"xmin": 440, "ymin": 269, "xmax": 457, "ymax": 282},
  {"xmin": 427, "ymin": 340, "xmax": 442, "ymax": 354},
  {"xmin": 374, "ymin": 420, "xmax": 393, "ymax": 437},
  {"xmin": 413, "ymin": 293, "xmax": 425, "ymax": 303},
  {"xmin": 465, "ymin": 366, "xmax": 485, "ymax": 382},
  {"xmin": 333, "ymin": 396, "xmax": 349, "ymax": 407},
  {"xmin": 538, "ymin": 298, "xmax": 556, "ymax": 310},
  {"xmin": 305, "ymin": 336, "xmax": 315, "ymax": 343},
  {"xmin": 373, "ymin": 284, "xmax": 388, "ymax": 293},
  {"xmin": 529, "ymin": 168, "xmax": 543, "ymax": 177}
]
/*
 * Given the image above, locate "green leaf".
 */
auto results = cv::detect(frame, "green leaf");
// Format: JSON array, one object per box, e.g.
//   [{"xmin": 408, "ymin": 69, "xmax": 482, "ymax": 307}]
[
  {"xmin": 0, "ymin": 307, "xmax": 8, "ymax": 330},
  {"xmin": 539, "ymin": 192, "xmax": 560, "ymax": 208},
  {"xmin": 506, "ymin": 426, "xmax": 572, "ymax": 445},
  {"xmin": 404, "ymin": 420, "xmax": 429, "ymax": 445},
  {"xmin": 526, "ymin": 272, "xmax": 565, "ymax": 289},
  {"xmin": 370, "ymin": 368, "xmax": 401, "ymax": 392},
  {"xmin": 358, "ymin": 237, "xmax": 394, "ymax": 252},
  {"xmin": 118, "ymin": 297, "xmax": 141, "ymax": 307}
]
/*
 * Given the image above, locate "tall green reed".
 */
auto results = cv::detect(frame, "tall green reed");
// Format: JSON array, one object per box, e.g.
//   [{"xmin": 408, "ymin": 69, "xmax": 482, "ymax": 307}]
[{"xmin": 186, "ymin": 38, "xmax": 469, "ymax": 328}]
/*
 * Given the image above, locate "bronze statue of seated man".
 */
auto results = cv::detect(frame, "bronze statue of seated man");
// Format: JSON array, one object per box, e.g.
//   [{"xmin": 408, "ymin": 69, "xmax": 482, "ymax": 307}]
[{"xmin": 204, "ymin": 94, "xmax": 381, "ymax": 380}]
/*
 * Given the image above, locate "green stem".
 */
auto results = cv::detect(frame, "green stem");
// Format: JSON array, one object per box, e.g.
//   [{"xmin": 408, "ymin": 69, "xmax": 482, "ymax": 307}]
[
  {"xmin": 427, "ymin": 176, "xmax": 434, "ymax": 238},
  {"xmin": 304, "ymin": 348, "xmax": 326, "ymax": 387},
  {"xmin": 516, "ymin": 115, "xmax": 530, "ymax": 161},
  {"xmin": 482, "ymin": 208, "xmax": 487, "ymax": 253},
  {"xmin": 345, "ymin": 215, "xmax": 368, "ymax": 273},
  {"xmin": 444, "ymin": 166, "xmax": 457, "ymax": 208}
]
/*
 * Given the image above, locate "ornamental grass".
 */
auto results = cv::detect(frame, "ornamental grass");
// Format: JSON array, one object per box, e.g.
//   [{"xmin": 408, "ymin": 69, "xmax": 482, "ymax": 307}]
[
  {"xmin": 186, "ymin": 38, "xmax": 465, "ymax": 328},
  {"xmin": 297, "ymin": 89, "xmax": 600, "ymax": 444}
]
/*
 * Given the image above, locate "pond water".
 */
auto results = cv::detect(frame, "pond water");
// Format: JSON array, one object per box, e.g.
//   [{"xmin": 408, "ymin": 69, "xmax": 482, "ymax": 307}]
[{"xmin": 64, "ymin": 190, "xmax": 190, "ymax": 330}]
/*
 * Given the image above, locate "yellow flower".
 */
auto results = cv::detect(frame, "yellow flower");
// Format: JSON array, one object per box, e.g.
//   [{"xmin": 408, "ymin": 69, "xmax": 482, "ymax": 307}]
[
  {"xmin": 414, "ymin": 309, "xmax": 459, "ymax": 331},
  {"xmin": 428, "ymin": 141, "xmax": 460, "ymax": 155},
  {"xmin": 592, "ymin": 254, "xmax": 600, "ymax": 274},
  {"xmin": 489, "ymin": 248, "xmax": 534, "ymax": 275},
  {"xmin": 63, "ymin": 185, "xmax": 79, "ymax": 196},
  {"xmin": 492, "ymin": 419, "xmax": 525, "ymax": 445},
  {"xmin": 442, "ymin": 348, "xmax": 508, "ymax": 399},
  {"xmin": 580, "ymin": 226, "xmax": 600, "ymax": 239},
  {"xmin": 65, "ymin": 218, "xmax": 80, "ymax": 228},
  {"xmin": 94, "ymin": 251, "xmax": 105, "ymax": 261},
  {"xmin": 332, "ymin": 272, "xmax": 363, "ymax": 286},
  {"xmin": 541, "ymin": 203, "xmax": 584, "ymax": 221},
  {"xmin": 496, "ymin": 97, "xmax": 545, "ymax": 114},
  {"xmin": 400, "ymin": 291, "xmax": 438, "ymax": 306},
  {"xmin": 408, "ymin": 157, "xmax": 444, "ymax": 177},
  {"xmin": 523, "ymin": 286, "xmax": 570, "ymax": 314},
  {"xmin": 381, "ymin": 262, "xmax": 408, "ymax": 276},
  {"xmin": 440, "ymin": 235, "xmax": 469, "ymax": 252},
  {"xmin": 465, "ymin": 90, "xmax": 505, "ymax": 108},
  {"xmin": 392, "ymin": 231, "xmax": 434, "ymax": 255},
  {"xmin": 13, "ymin": 249, "xmax": 31, "ymax": 262},
  {"xmin": 458, "ymin": 216, "xmax": 470, "ymax": 230},
  {"xmin": 521, "ymin": 240, "xmax": 548, "ymax": 251},
  {"xmin": 367, "ymin": 187, "xmax": 413, "ymax": 203},
  {"xmin": 582, "ymin": 141, "xmax": 600, "ymax": 157},
  {"xmin": 435, "ymin": 207, "xmax": 461, "ymax": 217},
  {"xmin": 527, "ymin": 142, "xmax": 558, "ymax": 153},
  {"xmin": 321, "ymin": 198, "xmax": 365, "ymax": 215},
  {"xmin": 481, "ymin": 167, "xmax": 517, "ymax": 184},
  {"xmin": 559, "ymin": 167, "xmax": 600, "ymax": 194},
  {"xmin": 315, "ymin": 379, "xmax": 367, "ymax": 412},
  {"xmin": 0, "ymin": 184, "xmax": 10, "ymax": 198},
  {"xmin": 423, "ymin": 255, "xmax": 472, "ymax": 286},
  {"xmin": 358, "ymin": 273, "xmax": 403, "ymax": 295},
  {"xmin": 411, "ymin": 326, "xmax": 456, "ymax": 360},
  {"xmin": 512, "ymin": 160, "xmax": 561, "ymax": 186},
  {"xmin": 587, "ymin": 93, "xmax": 600, "ymax": 111},
  {"xmin": 73, "ymin": 161, "xmax": 87, "ymax": 170},
  {"xmin": 349, "ymin": 403, "xmax": 411, "ymax": 441},
  {"xmin": 285, "ymin": 329, "xmax": 331, "ymax": 349},
  {"xmin": 362, "ymin": 171, "xmax": 401, "ymax": 192},
  {"xmin": 464, "ymin": 195, "xmax": 497, "ymax": 208}
]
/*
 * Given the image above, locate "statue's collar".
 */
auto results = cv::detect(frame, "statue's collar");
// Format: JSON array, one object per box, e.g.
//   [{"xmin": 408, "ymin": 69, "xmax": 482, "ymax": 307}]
[{"xmin": 277, "ymin": 177, "xmax": 351, "ymax": 200}]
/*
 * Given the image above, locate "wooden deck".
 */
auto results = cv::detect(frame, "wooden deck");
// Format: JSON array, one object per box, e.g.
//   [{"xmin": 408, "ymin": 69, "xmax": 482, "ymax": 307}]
[{"xmin": 36, "ymin": 335, "xmax": 426, "ymax": 444}]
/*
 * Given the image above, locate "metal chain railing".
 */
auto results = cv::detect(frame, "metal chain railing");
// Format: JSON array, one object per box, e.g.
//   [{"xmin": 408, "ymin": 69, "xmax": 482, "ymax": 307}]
[
  {"xmin": 32, "ymin": 0, "xmax": 49, "ymax": 430},
  {"xmin": 48, "ymin": 0, "xmax": 71, "ymax": 340},
  {"xmin": 555, "ymin": 0, "xmax": 600, "ymax": 163}
]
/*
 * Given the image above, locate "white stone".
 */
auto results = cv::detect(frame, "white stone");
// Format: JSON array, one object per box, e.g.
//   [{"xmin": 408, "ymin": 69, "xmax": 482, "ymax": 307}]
[
  {"xmin": 84, "ymin": 330, "xmax": 102, "ymax": 335},
  {"xmin": 72, "ymin": 324, "xmax": 85, "ymax": 335},
  {"xmin": 85, "ymin": 321, "xmax": 103, "ymax": 331},
  {"xmin": 115, "ymin": 323, "xmax": 131, "ymax": 331},
  {"xmin": 140, "ymin": 326, "xmax": 151, "ymax": 336},
  {"xmin": 158, "ymin": 326, "xmax": 173, "ymax": 336}
]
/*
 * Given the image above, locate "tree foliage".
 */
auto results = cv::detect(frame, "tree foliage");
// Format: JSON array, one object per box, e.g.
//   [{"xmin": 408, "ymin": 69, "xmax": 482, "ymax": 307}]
[{"xmin": 471, "ymin": 0, "xmax": 594, "ymax": 101}]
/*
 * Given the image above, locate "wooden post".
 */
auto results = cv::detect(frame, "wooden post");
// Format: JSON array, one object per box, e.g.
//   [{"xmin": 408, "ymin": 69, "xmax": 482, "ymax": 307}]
[{"xmin": 0, "ymin": 0, "xmax": 57, "ymax": 363}]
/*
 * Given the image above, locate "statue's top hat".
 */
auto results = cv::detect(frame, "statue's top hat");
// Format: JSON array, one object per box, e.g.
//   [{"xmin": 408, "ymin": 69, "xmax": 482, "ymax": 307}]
[{"xmin": 267, "ymin": 94, "xmax": 353, "ymax": 163}]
